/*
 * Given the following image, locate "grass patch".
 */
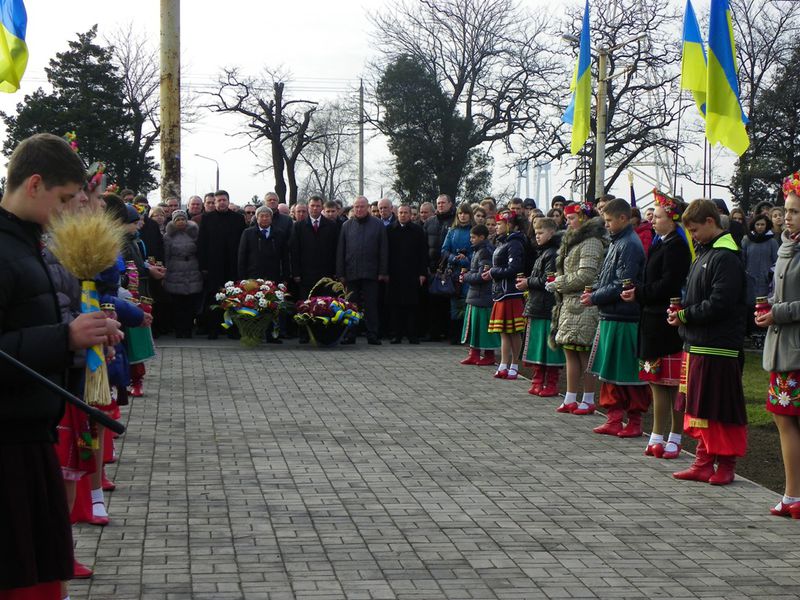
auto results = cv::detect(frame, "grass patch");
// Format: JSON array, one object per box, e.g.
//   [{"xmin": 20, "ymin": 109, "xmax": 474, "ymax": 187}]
[{"xmin": 743, "ymin": 352, "xmax": 773, "ymax": 426}]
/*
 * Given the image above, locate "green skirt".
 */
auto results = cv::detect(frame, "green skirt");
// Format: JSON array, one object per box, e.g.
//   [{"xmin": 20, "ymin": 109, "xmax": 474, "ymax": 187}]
[
  {"xmin": 127, "ymin": 326, "xmax": 156, "ymax": 364},
  {"xmin": 523, "ymin": 318, "xmax": 565, "ymax": 366},
  {"xmin": 588, "ymin": 319, "xmax": 645, "ymax": 385},
  {"xmin": 461, "ymin": 304, "xmax": 500, "ymax": 350}
]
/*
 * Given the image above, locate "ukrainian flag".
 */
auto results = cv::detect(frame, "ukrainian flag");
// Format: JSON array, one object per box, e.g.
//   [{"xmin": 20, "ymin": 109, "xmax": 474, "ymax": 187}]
[
  {"xmin": 680, "ymin": 0, "xmax": 706, "ymax": 119},
  {"xmin": 705, "ymin": 0, "xmax": 749, "ymax": 155},
  {"xmin": 562, "ymin": 0, "xmax": 591, "ymax": 155},
  {"xmin": 0, "ymin": 0, "xmax": 26, "ymax": 93}
]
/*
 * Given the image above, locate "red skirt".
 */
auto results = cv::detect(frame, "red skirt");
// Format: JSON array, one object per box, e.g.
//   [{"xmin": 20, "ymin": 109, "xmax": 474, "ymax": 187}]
[
  {"xmin": 0, "ymin": 582, "xmax": 61, "ymax": 600},
  {"xmin": 766, "ymin": 371, "xmax": 800, "ymax": 416},
  {"xmin": 639, "ymin": 351, "xmax": 683, "ymax": 385},
  {"xmin": 55, "ymin": 404, "xmax": 97, "ymax": 481},
  {"xmin": 488, "ymin": 298, "xmax": 525, "ymax": 334}
]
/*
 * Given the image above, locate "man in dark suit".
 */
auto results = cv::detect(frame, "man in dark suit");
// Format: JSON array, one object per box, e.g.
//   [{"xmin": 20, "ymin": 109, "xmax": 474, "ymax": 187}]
[
  {"xmin": 197, "ymin": 190, "xmax": 246, "ymax": 338},
  {"xmin": 290, "ymin": 195, "xmax": 338, "ymax": 342},
  {"xmin": 387, "ymin": 204, "xmax": 428, "ymax": 343},
  {"xmin": 238, "ymin": 206, "xmax": 290, "ymax": 283}
]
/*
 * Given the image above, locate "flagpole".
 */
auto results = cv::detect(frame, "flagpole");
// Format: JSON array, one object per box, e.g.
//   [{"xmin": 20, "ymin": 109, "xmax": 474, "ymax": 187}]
[
  {"xmin": 702, "ymin": 138, "xmax": 708, "ymax": 197},
  {"xmin": 673, "ymin": 90, "xmax": 684, "ymax": 195}
]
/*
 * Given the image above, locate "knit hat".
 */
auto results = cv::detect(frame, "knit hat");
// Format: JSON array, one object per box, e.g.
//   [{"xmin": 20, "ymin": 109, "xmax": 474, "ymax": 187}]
[
  {"xmin": 125, "ymin": 204, "xmax": 141, "ymax": 224},
  {"xmin": 171, "ymin": 209, "xmax": 188, "ymax": 222}
]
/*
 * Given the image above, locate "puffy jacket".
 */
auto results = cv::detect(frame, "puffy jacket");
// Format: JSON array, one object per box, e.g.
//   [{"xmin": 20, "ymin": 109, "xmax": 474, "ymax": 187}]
[
  {"xmin": 423, "ymin": 207, "xmax": 455, "ymax": 268},
  {"xmin": 742, "ymin": 231, "xmax": 779, "ymax": 300},
  {"xmin": 591, "ymin": 224, "xmax": 645, "ymax": 322},
  {"xmin": 0, "ymin": 208, "xmax": 73, "ymax": 443},
  {"xmin": 442, "ymin": 223, "xmax": 472, "ymax": 299},
  {"xmin": 523, "ymin": 236, "xmax": 559, "ymax": 319},
  {"xmin": 164, "ymin": 220, "xmax": 203, "ymax": 295},
  {"xmin": 489, "ymin": 232, "xmax": 526, "ymax": 302},
  {"xmin": 678, "ymin": 232, "xmax": 747, "ymax": 351},
  {"xmin": 463, "ymin": 239, "xmax": 494, "ymax": 308}
]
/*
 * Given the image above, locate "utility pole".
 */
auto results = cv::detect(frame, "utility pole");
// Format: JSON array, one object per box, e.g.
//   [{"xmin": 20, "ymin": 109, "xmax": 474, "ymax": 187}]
[
  {"xmin": 358, "ymin": 79, "xmax": 364, "ymax": 196},
  {"xmin": 160, "ymin": 0, "xmax": 181, "ymax": 200},
  {"xmin": 595, "ymin": 47, "xmax": 608, "ymax": 199}
]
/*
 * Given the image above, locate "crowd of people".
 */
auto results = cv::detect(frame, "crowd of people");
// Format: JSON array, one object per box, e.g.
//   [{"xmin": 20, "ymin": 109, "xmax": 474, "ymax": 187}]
[{"xmin": 3, "ymin": 131, "xmax": 800, "ymax": 600}]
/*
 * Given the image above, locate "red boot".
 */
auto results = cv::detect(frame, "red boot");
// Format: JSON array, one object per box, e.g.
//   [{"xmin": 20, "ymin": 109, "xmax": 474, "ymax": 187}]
[
  {"xmin": 538, "ymin": 367, "xmax": 561, "ymax": 397},
  {"xmin": 102, "ymin": 468, "xmax": 116, "ymax": 492},
  {"xmin": 709, "ymin": 455, "xmax": 736, "ymax": 485},
  {"xmin": 460, "ymin": 348, "xmax": 481, "ymax": 365},
  {"xmin": 593, "ymin": 408, "xmax": 624, "ymax": 435},
  {"xmin": 476, "ymin": 350, "xmax": 496, "ymax": 366},
  {"xmin": 527, "ymin": 365, "xmax": 544, "ymax": 395},
  {"xmin": 617, "ymin": 411, "xmax": 643, "ymax": 438},
  {"xmin": 673, "ymin": 439, "xmax": 716, "ymax": 482},
  {"xmin": 129, "ymin": 380, "xmax": 144, "ymax": 398},
  {"xmin": 73, "ymin": 559, "xmax": 94, "ymax": 579}
]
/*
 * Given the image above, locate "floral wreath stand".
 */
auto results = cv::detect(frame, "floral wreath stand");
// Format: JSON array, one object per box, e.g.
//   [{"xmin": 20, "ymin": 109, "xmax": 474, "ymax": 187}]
[{"xmin": 224, "ymin": 309, "xmax": 274, "ymax": 348}]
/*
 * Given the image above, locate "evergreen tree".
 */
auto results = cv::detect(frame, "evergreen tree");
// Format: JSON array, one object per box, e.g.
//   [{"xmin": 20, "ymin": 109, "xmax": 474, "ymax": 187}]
[{"xmin": 1, "ymin": 26, "xmax": 157, "ymax": 192}]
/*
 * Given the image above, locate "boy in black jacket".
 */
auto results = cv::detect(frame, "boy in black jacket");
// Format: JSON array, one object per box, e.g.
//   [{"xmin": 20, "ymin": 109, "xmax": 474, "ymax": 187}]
[
  {"xmin": 668, "ymin": 199, "xmax": 748, "ymax": 485},
  {"xmin": 0, "ymin": 134, "xmax": 120, "ymax": 598}
]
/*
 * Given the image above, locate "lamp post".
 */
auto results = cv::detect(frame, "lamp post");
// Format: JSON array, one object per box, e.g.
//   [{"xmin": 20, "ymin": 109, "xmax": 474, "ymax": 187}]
[{"xmin": 194, "ymin": 154, "xmax": 219, "ymax": 191}]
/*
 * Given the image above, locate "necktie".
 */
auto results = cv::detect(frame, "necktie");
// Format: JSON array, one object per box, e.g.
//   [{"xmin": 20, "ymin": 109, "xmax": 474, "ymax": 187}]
[
  {"xmin": 262, "ymin": 229, "xmax": 269, "ymax": 240},
  {"xmin": 313, "ymin": 219, "xmax": 319, "ymax": 233}
]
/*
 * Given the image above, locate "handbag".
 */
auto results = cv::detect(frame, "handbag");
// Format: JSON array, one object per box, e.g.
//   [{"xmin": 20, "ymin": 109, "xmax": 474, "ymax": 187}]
[{"xmin": 428, "ymin": 257, "xmax": 458, "ymax": 296}]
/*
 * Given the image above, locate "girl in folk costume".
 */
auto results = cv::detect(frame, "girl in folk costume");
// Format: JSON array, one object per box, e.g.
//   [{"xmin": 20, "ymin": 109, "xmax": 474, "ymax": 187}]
[
  {"xmin": 482, "ymin": 211, "xmax": 527, "ymax": 379},
  {"xmin": 516, "ymin": 217, "xmax": 564, "ymax": 396},
  {"xmin": 621, "ymin": 191, "xmax": 692, "ymax": 458},
  {"xmin": 460, "ymin": 224, "xmax": 500, "ymax": 365},
  {"xmin": 548, "ymin": 202, "xmax": 607, "ymax": 413},
  {"xmin": 668, "ymin": 199, "xmax": 748, "ymax": 485},
  {"xmin": 760, "ymin": 173, "xmax": 800, "ymax": 516}
]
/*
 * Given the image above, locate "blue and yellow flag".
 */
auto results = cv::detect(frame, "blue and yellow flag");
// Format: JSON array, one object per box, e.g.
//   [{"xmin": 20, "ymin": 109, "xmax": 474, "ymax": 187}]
[
  {"xmin": 0, "ymin": 0, "xmax": 27, "ymax": 93},
  {"xmin": 705, "ymin": 0, "xmax": 749, "ymax": 155},
  {"xmin": 680, "ymin": 0, "xmax": 707, "ymax": 119},
  {"xmin": 562, "ymin": 0, "xmax": 591, "ymax": 155}
]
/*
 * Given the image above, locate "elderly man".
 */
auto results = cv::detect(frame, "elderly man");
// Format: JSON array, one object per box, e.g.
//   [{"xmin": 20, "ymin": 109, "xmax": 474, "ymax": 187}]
[
  {"xmin": 192, "ymin": 192, "xmax": 217, "ymax": 224},
  {"xmin": 387, "ymin": 204, "xmax": 428, "ymax": 344},
  {"xmin": 419, "ymin": 201, "xmax": 434, "ymax": 223},
  {"xmin": 336, "ymin": 196, "xmax": 389, "ymax": 345},
  {"xmin": 263, "ymin": 191, "xmax": 293, "ymax": 239},
  {"xmin": 197, "ymin": 190, "xmax": 247, "ymax": 339},
  {"xmin": 378, "ymin": 198, "xmax": 395, "ymax": 228},
  {"xmin": 238, "ymin": 206, "xmax": 290, "ymax": 284},
  {"xmin": 422, "ymin": 194, "xmax": 456, "ymax": 341},
  {"xmin": 187, "ymin": 195, "xmax": 203, "ymax": 218},
  {"xmin": 294, "ymin": 202, "xmax": 309, "ymax": 223}
]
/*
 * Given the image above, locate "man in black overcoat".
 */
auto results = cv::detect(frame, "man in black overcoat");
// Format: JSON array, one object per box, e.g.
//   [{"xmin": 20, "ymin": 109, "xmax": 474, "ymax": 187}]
[
  {"xmin": 387, "ymin": 204, "xmax": 428, "ymax": 344},
  {"xmin": 238, "ymin": 206, "xmax": 290, "ymax": 283},
  {"xmin": 197, "ymin": 190, "xmax": 246, "ymax": 338}
]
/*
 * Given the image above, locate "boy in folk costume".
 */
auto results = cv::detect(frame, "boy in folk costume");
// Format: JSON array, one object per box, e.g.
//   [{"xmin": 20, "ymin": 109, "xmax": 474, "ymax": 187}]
[
  {"xmin": 583, "ymin": 199, "xmax": 652, "ymax": 436},
  {"xmin": 517, "ymin": 217, "xmax": 564, "ymax": 396},
  {"xmin": 0, "ymin": 134, "xmax": 121, "ymax": 600},
  {"xmin": 668, "ymin": 199, "xmax": 748, "ymax": 485}
]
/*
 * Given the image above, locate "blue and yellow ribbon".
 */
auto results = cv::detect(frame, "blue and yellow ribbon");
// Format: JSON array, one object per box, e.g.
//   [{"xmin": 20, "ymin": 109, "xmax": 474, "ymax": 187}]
[{"xmin": 80, "ymin": 280, "xmax": 105, "ymax": 373}]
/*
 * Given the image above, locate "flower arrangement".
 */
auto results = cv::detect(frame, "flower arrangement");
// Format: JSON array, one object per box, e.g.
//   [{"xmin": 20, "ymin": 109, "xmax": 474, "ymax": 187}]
[
  {"xmin": 293, "ymin": 277, "xmax": 363, "ymax": 347},
  {"xmin": 214, "ymin": 279, "xmax": 290, "ymax": 347}
]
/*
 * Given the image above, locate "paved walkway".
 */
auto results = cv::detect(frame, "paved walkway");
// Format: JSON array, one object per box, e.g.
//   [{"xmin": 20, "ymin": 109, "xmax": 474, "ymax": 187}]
[{"xmin": 72, "ymin": 339, "xmax": 800, "ymax": 600}]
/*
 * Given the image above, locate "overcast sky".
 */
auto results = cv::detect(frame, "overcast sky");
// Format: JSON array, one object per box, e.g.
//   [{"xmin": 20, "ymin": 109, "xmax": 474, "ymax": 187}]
[{"xmin": 0, "ymin": 0, "xmax": 735, "ymax": 208}]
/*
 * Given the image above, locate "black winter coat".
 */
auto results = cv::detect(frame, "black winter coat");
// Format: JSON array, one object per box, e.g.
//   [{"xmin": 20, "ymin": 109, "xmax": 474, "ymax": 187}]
[
  {"xmin": 290, "ymin": 216, "xmax": 338, "ymax": 287},
  {"xmin": 490, "ymin": 232, "xmax": 526, "ymax": 302},
  {"xmin": 387, "ymin": 222, "xmax": 428, "ymax": 306},
  {"xmin": 336, "ymin": 216, "xmax": 388, "ymax": 281},
  {"xmin": 237, "ymin": 225, "xmax": 290, "ymax": 282},
  {"xmin": 198, "ymin": 209, "xmax": 246, "ymax": 290},
  {"xmin": 635, "ymin": 232, "xmax": 692, "ymax": 360},
  {"xmin": 423, "ymin": 207, "xmax": 455, "ymax": 268},
  {"xmin": 138, "ymin": 216, "xmax": 164, "ymax": 262},
  {"xmin": 591, "ymin": 224, "xmax": 645, "ymax": 322},
  {"xmin": 0, "ymin": 208, "xmax": 72, "ymax": 443},
  {"xmin": 523, "ymin": 237, "xmax": 559, "ymax": 319},
  {"xmin": 463, "ymin": 240, "xmax": 495, "ymax": 308},
  {"xmin": 679, "ymin": 232, "xmax": 747, "ymax": 351}
]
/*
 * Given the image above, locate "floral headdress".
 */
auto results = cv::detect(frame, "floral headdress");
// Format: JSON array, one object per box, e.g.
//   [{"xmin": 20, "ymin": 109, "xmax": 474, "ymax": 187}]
[
  {"xmin": 783, "ymin": 171, "xmax": 800, "ymax": 198},
  {"xmin": 494, "ymin": 210, "xmax": 517, "ymax": 223},
  {"xmin": 653, "ymin": 189, "xmax": 682, "ymax": 221},
  {"xmin": 63, "ymin": 131, "xmax": 108, "ymax": 193},
  {"xmin": 563, "ymin": 201, "xmax": 594, "ymax": 217}
]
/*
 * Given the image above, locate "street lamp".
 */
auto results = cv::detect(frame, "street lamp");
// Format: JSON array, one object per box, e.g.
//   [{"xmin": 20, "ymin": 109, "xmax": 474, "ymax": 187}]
[{"xmin": 194, "ymin": 154, "xmax": 219, "ymax": 191}]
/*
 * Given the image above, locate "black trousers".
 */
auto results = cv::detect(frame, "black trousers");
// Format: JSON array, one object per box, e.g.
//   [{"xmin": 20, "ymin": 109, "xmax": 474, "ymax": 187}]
[
  {"xmin": 427, "ymin": 293, "xmax": 450, "ymax": 340},
  {"xmin": 170, "ymin": 292, "xmax": 200, "ymax": 336},
  {"xmin": 346, "ymin": 278, "xmax": 379, "ymax": 339},
  {"xmin": 390, "ymin": 304, "xmax": 419, "ymax": 341}
]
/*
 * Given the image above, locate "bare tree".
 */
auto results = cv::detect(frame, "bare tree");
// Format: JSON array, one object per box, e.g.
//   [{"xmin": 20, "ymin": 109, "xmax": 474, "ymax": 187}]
[
  {"xmin": 206, "ymin": 69, "xmax": 322, "ymax": 204},
  {"xmin": 297, "ymin": 99, "xmax": 359, "ymax": 202},
  {"xmin": 524, "ymin": 0, "xmax": 683, "ymax": 200},
  {"xmin": 368, "ymin": 0, "xmax": 559, "ymax": 199},
  {"xmin": 730, "ymin": 0, "xmax": 800, "ymax": 208}
]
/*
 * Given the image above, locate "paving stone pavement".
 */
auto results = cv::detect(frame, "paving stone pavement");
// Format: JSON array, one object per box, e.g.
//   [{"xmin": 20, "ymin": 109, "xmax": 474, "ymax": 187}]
[{"xmin": 71, "ymin": 338, "xmax": 800, "ymax": 600}]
